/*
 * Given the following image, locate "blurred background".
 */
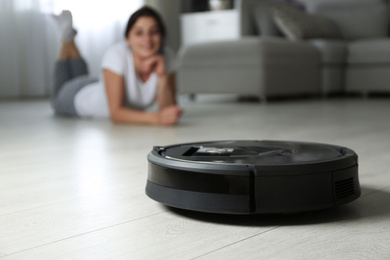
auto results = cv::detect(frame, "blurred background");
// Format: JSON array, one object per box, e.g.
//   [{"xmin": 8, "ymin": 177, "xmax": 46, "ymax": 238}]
[{"xmin": 0, "ymin": 0, "xmax": 305, "ymax": 99}]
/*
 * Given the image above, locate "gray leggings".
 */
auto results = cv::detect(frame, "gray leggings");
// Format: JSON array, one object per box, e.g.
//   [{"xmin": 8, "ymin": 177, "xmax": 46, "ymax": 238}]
[{"xmin": 51, "ymin": 58, "xmax": 98, "ymax": 117}]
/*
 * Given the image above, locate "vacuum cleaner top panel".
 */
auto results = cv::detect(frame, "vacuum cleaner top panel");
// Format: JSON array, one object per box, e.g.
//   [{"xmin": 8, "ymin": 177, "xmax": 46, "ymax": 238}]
[{"xmin": 149, "ymin": 140, "xmax": 357, "ymax": 174}]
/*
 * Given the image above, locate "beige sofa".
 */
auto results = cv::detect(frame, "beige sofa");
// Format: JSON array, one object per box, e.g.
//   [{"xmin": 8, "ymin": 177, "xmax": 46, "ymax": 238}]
[{"xmin": 177, "ymin": 0, "xmax": 390, "ymax": 99}]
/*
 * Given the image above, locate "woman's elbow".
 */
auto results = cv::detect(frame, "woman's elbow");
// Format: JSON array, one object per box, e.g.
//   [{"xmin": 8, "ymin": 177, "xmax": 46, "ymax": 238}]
[
  {"xmin": 109, "ymin": 115, "xmax": 121, "ymax": 124},
  {"xmin": 108, "ymin": 109, "xmax": 123, "ymax": 124},
  {"xmin": 110, "ymin": 116, "xmax": 122, "ymax": 124}
]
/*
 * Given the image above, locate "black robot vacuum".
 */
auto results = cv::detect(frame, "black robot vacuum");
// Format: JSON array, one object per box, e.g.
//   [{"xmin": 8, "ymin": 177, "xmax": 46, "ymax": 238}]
[{"xmin": 146, "ymin": 140, "xmax": 360, "ymax": 214}]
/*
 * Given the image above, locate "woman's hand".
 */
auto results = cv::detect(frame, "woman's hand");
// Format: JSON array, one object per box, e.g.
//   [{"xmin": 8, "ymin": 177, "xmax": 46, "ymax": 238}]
[
  {"xmin": 158, "ymin": 105, "xmax": 183, "ymax": 126},
  {"xmin": 141, "ymin": 55, "xmax": 165, "ymax": 77}
]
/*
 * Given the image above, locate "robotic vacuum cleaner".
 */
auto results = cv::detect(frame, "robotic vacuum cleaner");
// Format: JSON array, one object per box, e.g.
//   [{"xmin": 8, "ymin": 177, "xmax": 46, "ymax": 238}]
[{"xmin": 146, "ymin": 140, "xmax": 360, "ymax": 214}]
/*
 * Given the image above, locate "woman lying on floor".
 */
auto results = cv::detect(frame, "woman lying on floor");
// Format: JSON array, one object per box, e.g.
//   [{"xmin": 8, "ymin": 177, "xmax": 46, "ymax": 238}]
[{"xmin": 51, "ymin": 6, "xmax": 182, "ymax": 125}]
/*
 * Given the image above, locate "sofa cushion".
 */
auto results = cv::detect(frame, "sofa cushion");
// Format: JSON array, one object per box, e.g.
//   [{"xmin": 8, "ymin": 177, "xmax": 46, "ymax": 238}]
[
  {"xmin": 348, "ymin": 39, "xmax": 390, "ymax": 64},
  {"xmin": 308, "ymin": 40, "xmax": 347, "ymax": 64},
  {"xmin": 178, "ymin": 36, "xmax": 319, "ymax": 67},
  {"xmin": 240, "ymin": 0, "xmax": 299, "ymax": 36},
  {"xmin": 252, "ymin": 3, "xmax": 282, "ymax": 36},
  {"xmin": 306, "ymin": 0, "xmax": 390, "ymax": 40},
  {"xmin": 179, "ymin": 37, "xmax": 265, "ymax": 67},
  {"xmin": 177, "ymin": 36, "xmax": 321, "ymax": 97},
  {"xmin": 307, "ymin": 40, "xmax": 347, "ymax": 94},
  {"xmin": 241, "ymin": 0, "xmax": 275, "ymax": 36},
  {"xmin": 273, "ymin": 7, "xmax": 342, "ymax": 41}
]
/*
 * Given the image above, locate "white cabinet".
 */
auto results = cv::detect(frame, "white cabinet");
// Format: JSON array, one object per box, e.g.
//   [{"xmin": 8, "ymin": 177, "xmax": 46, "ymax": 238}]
[{"xmin": 180, "ymin": 10, "xmax": 240, "ymax": 45}]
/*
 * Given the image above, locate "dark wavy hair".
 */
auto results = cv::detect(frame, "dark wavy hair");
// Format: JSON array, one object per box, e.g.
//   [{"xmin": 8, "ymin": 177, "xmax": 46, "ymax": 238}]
[{"xmin": 124, "ymin": 6, "xmax": 166, "ymax": 51}]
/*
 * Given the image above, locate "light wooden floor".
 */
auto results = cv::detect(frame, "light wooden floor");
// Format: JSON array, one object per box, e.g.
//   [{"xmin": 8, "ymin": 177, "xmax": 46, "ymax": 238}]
[{"xmin": 1, "ymin": 96, "xmax": 390, "ymax": 259}]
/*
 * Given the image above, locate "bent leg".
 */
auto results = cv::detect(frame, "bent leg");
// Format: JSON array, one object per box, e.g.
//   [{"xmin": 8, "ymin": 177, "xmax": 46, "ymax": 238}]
[
  {"xmin": 52, "ymin": 60, "xmax": 71, "ymax": 98},
  {"xmin": 52, "ymin": 75, "xmax": 98, "ymax": 117},
  {"xmin": 51, "ymin": 38, "xmax": 91, "ymax": 116},
  {"xmin": 52, "ymin": 40, "xmax": 83, "ymax": 97},
  {"xmin": 52, "ymin": 57, "xmax": 88, "ymax": 98},
  {"xmin": 50, "ymin": 10, "xmax": 92, "ymax": 117},
  {"xmin": 70, "ymin": 58, "xmax": 88, "ymax": 78}
]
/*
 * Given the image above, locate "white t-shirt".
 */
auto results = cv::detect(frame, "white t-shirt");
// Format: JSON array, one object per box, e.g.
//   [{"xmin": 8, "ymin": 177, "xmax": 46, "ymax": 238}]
[{"xmin": 74, "ymin": 41, "xmax": 175, "ymax": 119}]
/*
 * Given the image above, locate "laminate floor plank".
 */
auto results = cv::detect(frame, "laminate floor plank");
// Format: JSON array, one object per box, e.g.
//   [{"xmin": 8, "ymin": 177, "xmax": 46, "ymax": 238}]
[
  {"xmin": 1, "ymin": 209, "xmax": 278, "ymax": 260},
  {"xmin": 0, "ymin": 185, "xmax": 164, "ymax": 255},
  {"xmin": 196, "ymin": 186, "xmax": 390, "ymax": 260},
  {"xmin": 0, "ymin": 161, "xmax": 147, "ymax": 215}
]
